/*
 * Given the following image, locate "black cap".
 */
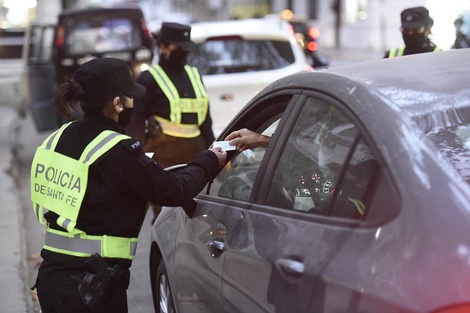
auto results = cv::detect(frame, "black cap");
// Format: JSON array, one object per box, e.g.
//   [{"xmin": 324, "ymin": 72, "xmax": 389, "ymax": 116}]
[
  {"xmin": 401, "ymin": 7, "xmax": 433, "ymax": 29},
  {"xmin": 73, "ymin": 58, "xmax": 146, "ymax": 101},
  {"xmin": 157, "ymin": 22, "xmax": 195, "ymax": 48}
]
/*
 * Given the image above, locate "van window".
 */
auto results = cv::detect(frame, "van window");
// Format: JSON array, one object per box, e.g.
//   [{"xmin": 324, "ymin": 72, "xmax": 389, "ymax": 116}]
[{"xmin": 63, "ymin": 16, "xmax": 143, "ymax": 56}]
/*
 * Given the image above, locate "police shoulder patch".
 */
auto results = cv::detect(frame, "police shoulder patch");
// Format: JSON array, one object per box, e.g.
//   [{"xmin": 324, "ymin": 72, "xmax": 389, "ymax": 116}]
[
  {"xmin": 120, "ymin": 139, "xmax": 153, "ymax": 166},
  {"xmin": 120, "ymin": 138, "xmax": 142, "ymax": 154}
]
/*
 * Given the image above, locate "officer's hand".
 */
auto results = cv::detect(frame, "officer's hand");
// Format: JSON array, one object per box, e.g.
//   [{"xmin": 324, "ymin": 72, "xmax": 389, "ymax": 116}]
[{"xmin": 209, "ymin": 147, "xmax": 227, "ymax": 168}]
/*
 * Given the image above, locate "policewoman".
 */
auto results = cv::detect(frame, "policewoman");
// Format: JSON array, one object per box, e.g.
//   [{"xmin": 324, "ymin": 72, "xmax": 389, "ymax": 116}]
[
  {"xmin": 30, "ymin": 58, "xmax": 226, "ymax": 313},
  {"xmin": 126, "ymin": 22, "xmax": 215, "ymax": 168},
  {"xmin": 384, "ymin": 6, "xmax": 442, "ymax": 58}
]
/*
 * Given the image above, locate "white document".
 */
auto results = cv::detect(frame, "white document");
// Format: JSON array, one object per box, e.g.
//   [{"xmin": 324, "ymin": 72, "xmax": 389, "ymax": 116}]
[{"xmin": 212, "ymin": 141, "xmax": 236, "ymax": 151}]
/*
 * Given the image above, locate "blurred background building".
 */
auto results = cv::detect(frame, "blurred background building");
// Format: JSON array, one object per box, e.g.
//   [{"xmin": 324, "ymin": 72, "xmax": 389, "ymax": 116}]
[{"xmin": 0, "ymin": 0, "xmax": 469, "ymax": 53}]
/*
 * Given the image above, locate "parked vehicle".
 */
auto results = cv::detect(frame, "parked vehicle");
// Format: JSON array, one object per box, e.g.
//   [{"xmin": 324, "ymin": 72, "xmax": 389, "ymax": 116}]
[
  {"xmin": 187, "ymin": 18, "xmax": 311, "ymax": 135},
  {"xmin": 266, "ymin": 10, "xmax": 330, "ymax": 69},
  {"xmin": 150, "ymin": 48, "xmax": 470, "ymax": 313},
  {"xmin": 21, "ymin": 5, "xmax": 153, "ymax": 132}
]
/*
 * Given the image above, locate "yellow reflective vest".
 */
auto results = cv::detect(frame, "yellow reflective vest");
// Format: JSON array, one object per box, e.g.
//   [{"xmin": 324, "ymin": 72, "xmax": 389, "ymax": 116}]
[
  {"xmin": 147, "ymin": 64, "xmax": 209, "ymax": 138},
  {"xmin": 388, "ymin": 46, "xmax": 441, "ymax": 58},
  {"xmin": 30, "ymin": 122, "xmax": 138, "ymax": 260}
]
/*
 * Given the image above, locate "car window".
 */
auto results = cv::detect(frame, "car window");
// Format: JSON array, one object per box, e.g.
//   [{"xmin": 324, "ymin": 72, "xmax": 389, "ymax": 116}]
[
  {"xmin": 265, "ymin": 97, "xmax": 379, "ymax": 220},
  {"xmin": 210, "ymin": 120, "xmax": 280, "ymax": 201},
  {"xmin": 28, "ymin": 25, "xmax": 54, "ymax": 64},
  {"xmin": 188, "ymin": 38, "xmax": 295, "ymax": 75},
  {"xmin": 62, "ymin": 15, "xmax": 143, "ymax": 55}
]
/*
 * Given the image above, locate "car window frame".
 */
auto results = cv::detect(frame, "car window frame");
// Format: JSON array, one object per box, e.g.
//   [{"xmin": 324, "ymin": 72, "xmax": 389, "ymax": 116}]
[
  {"xmin": 198, "ymin": 92, "xmax": 304, "ymax": 205},
  {"xmin": 254, "ymin": 92, "xmax": 401, "ymax": 228},
  {"xmin": 197, "ymin": 90, "xmax": 401, "ymax": 228}
]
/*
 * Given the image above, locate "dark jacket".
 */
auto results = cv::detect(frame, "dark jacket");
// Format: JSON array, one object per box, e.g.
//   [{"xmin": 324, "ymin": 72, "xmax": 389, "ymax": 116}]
[
  {"xmin": 126, "ymin": 56, "xmax": 215, "ymax": 166},
  {"xmin": 38, "ymin": 113, "xmax": 218, "ymax": 278}
]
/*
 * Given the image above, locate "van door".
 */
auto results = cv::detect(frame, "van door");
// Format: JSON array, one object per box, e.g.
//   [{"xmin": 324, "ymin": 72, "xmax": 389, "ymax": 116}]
[{"xmin": 22, "ymin": 22, "xmax": 61, "ymax": 132}]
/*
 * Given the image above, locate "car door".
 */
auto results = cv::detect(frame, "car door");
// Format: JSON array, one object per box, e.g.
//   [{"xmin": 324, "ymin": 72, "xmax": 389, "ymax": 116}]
[
  {"xmin": 22, "ymin": 22, "xmax": 61, "ymax": 132},
  {"xmin": 171, "ymin": 94, "xmax": 299, "ymax": 313},
  {"xmin": 219, "ymin": 93, "xmax": 402, "ymax": 313}
]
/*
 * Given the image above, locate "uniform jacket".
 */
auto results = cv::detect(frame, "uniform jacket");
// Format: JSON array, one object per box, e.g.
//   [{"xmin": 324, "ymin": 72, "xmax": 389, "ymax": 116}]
[{"xmin": 38, "ymin": 113, "xmax": 218, "ymax": 277}]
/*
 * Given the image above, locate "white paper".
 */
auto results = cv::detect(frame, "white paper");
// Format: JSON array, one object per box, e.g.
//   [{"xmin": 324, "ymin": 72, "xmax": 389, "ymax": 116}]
[
  {"xmin": 212, "ymin": 141, "xmax": 236, "ymax": 151},
  {"xmin": 145, "ymin": 152, "xmax": 154, "ymax": 158}
]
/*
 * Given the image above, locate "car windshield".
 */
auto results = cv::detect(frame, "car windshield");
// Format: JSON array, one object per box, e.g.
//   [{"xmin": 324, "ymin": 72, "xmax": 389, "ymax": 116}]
[
  {"xmin": 63, "ymin": 15, "xmax": 142, "ymax": 55},
  {"xmin": 414, "ymin": 105, "xmax": 470, "ymax": 184},
  {"xmin": 188, "ymin": 38, "xmax": 295, "ymax": 75}
]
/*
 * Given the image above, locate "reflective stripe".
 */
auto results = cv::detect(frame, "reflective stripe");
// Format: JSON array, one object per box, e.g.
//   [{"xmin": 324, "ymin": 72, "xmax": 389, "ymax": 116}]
[
  {"xmin": 348, "ymin": 198, "xmax": 366, "ymax": 216},
  {"xmin": 42, "ymin": 122, "xmax": 73, "ymax": 150},
  {"xmin": 44, "ymin": 229, "xmax": 138, "ymax": 260},
  {"xmin": 34, "ymin": 203, "xmax": 48, "ymax": 225},
  {"xmin": 80, "ymin": 131, "xmax": 130, "ymax": 164},
  {"xmin": 153, "ymin": 115, "xmax": 200, "ymax": 138},
  {"xmin": 389, "ymin": 46, "xmax": 441, "ymax": 58},
  {"xmin": 388, "ymin": 47, "xmax": 404, "ymax": 57},
  {"xmin": 185, "ymin": 66, "xmax": 209, "ymax": 124},
  {"xmin": 147, "ymin": 65, "xmax": 208, "ymax": 137}
]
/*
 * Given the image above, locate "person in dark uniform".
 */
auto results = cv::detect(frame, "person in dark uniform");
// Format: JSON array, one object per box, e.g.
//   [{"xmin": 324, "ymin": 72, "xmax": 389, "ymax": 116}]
[
  {"xmin": 384, "ymin": 6, "xmax": 442, "ymax": 58},
  {"xmin": 30, "ymin": 58, "xmax": 226, "ymax": 313},
  {"xmin": 126, "ymin": 22, "xmax": 215, "ymax": 167}
]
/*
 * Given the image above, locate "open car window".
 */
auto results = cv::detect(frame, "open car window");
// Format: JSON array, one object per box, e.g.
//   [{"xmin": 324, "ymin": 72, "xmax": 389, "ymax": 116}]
[{"xmin": 209, "ymin": 120, "xmax": 279, "ymax": 202}]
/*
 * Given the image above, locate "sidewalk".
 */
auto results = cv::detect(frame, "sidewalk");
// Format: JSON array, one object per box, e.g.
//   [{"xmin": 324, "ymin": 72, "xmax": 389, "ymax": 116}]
[{"xmin": 0, "ymin": 107, "xmax": 30, "ymax": 313}]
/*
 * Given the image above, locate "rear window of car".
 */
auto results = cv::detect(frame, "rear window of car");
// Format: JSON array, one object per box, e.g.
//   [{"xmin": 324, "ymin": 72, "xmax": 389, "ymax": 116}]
[
  {"xmin": 188, "ymin": 37, "xmax": 296, "ymax": 75},
  {"xmin": 61, "ymin": 14, "xmax": 143, "ymax": 55},
  {"xmin": 414, "ymin": 105, "xmax": 470, "ymax": 184}
]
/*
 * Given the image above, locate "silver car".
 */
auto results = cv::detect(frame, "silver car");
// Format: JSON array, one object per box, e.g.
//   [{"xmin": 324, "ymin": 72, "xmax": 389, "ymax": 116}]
[{"xmin": 150, "ymin": 48, "xmax": 470, "ymax": 313}]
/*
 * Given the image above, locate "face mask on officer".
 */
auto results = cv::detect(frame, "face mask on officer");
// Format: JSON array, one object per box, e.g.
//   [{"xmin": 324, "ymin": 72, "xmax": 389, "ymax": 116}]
[
  {"xmin": 402, "ymin": 25, "xmax": 429, "ymax": 51},
  {"xmin": 402, "ymin": 33, "xmax": 428, "ymax": 50},
  {"xmin": 168, "ymin": 48, "xmax": 190, "ymax": 67},
  {"xmin": 117, "ymin": 95, "xmax": 134, "ymax": 128}
]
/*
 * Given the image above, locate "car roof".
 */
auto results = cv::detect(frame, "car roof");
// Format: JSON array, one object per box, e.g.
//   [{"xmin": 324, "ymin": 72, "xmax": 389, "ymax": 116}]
[
  {"xmin": 260, "ymin": 49, "xmax": 470, "ymax": 119},
  {"xmin": 190, "ymin": 18, "xmax": 296, "ymax": 42}
]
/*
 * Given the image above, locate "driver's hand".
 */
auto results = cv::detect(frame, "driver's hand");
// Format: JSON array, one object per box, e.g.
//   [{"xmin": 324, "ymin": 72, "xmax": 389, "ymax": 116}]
[{"xmin": 225, "ymin": 128, "xmax": 271, "ymax": 152}]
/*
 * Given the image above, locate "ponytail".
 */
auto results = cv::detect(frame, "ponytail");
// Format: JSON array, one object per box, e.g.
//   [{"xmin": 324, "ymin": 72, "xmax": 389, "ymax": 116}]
[
  {"xmin": 53, "ymin": 77, "xmax": 108, "ymax": 118},
  {"xmin": 53, "ymin": 77, "xmax": 83, "ymax": 118}
]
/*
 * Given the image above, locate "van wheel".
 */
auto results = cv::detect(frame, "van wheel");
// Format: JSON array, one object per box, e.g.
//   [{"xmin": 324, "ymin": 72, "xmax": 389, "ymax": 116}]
[{"xmin": 156, "ymin": 259, "xmax": 175, "ymax": 313}]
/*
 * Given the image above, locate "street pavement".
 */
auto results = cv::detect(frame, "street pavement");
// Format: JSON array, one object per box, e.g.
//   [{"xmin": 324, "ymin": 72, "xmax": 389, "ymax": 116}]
[{"xmin": 0, "ymin": 46, "xmax": 382, "ymax": 313}]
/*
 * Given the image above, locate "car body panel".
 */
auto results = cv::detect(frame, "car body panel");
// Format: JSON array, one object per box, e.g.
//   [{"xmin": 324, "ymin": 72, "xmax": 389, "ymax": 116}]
[{"xmin": 151, "ymin": 49, "xmax": 470, "ymax": 313}]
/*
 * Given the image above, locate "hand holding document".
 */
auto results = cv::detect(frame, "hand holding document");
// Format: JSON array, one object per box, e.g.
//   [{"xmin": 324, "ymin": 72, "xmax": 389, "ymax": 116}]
[{"xmin": 212, "ymin": 141, "xmax": 236, "ymax": 151}]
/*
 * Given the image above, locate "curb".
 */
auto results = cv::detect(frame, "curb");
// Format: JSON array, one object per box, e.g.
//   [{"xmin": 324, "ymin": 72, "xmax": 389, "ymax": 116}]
[{"xmin": 0, "ymin": 108, "xmax": 30, "ymax": 313}]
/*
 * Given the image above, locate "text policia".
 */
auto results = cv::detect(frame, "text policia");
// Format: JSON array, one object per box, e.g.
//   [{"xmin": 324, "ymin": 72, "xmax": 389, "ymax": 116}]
[{"xmin": 33, "ymin": 162, "xmax": 82, "ymax": 208}]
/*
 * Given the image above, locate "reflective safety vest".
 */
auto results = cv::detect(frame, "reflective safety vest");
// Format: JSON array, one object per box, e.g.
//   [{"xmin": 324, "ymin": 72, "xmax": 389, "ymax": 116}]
[
  {"xmin": 30, "ymin": 122, "xmax": 138, "ymax": 260},
  {"xmin": 388, "ymin": 46, "xmax": 441, "ymax": 58},
  {"xmin": 147, "ymin": 64, "xmax": 209, "ymax": 138},
  {"xmin": 348, "ymin": 197, "xmax": 366, "ymax": 217}
]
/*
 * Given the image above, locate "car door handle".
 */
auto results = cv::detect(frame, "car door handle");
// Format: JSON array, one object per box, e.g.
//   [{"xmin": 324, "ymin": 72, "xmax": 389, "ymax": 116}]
[
  {"xmin": 207, "ymin": 238, "xmax": 225, "ymax": 257},
  {"xmin": 275, "ymin": 258, "xmax": 305, "ymax": 279}
]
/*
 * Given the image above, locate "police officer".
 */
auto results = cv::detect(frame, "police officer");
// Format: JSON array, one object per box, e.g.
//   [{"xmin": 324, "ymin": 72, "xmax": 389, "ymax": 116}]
[
  {"xmin": 126, "ymin": 22, "xmax": 215, "ymax": 168},
  {"xmin": 384, "ymin": 6, "xmax": 442, "ymax": 58},
  {"xmin": 30, "ymin": 58, "xmax": 226, "ymax": 313}
]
